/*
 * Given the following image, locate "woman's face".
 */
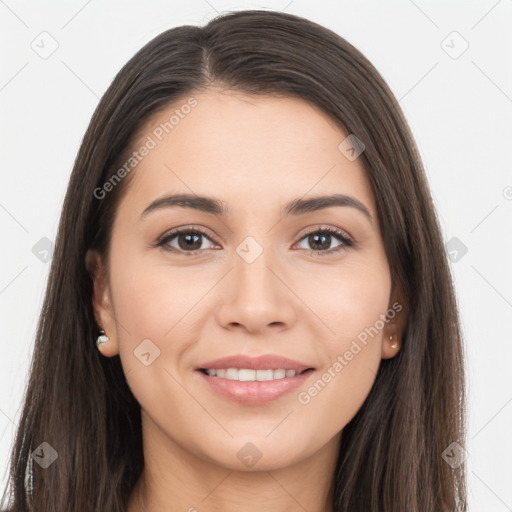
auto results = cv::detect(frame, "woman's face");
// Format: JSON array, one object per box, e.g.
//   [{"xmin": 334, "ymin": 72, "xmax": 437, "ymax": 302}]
[{"xmin": 88, "ymin": 88, "xmax": 403, "ymax": 472}]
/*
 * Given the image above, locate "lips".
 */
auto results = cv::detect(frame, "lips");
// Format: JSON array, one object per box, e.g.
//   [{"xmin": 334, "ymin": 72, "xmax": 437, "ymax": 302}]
[
  {"xmin": 196, "ymin": 365, "xmax": 315, "ymax": 404},
  {"xmin": 195, "ymin": 354, "xmax": 314, "ymax": 373},
  {"xmin": 194, "ymin": 354, "xmax": 316, "ymax": 404}
]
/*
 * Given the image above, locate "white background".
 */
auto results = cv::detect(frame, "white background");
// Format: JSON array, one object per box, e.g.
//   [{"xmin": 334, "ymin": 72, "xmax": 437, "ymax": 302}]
[{"xmin": 1, "ymin": 0, "xmax": 511, "ymax": 510}]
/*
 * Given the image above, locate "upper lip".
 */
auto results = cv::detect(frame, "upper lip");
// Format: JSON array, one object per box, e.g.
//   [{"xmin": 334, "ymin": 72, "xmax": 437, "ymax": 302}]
[{"xmin": 196, "ymin": 354, "xmax": 314, "ymax": 372}]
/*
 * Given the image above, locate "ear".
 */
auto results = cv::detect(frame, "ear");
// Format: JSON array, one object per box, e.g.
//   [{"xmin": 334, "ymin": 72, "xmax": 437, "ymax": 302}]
[
  {"xmin": 85, "ymin": 249, "xmax": 119, "ymax": 357},
  {"xmin": 381, "ymin": 283, "xmax": 407, "ymax": 360}
]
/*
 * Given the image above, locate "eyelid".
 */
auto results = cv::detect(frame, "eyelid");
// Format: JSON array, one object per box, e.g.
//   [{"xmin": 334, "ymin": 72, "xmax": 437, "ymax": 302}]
[{"xmin": 298, "ymin": 224, "xmax": 352, "ymax": 242}]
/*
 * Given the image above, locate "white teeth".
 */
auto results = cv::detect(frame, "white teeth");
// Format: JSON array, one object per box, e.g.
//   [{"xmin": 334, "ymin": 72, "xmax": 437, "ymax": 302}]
[
  {"xmin": 256, "ymin": 369, "xmax": 274, "ymax": 381},
  {"xmin": 273, "ymin": 369, "xmax": 286, "ymax": 379},
  {"xmin": 239, "ymin": 369, "xmax": 256, "ymax": 381},
  {"xmin": 204, "ymin": 368, "xmax": 302, "ymax": 381},
  {"xmin": 225, "ymin": 368, "xmax": 239, "ymax": 380}
]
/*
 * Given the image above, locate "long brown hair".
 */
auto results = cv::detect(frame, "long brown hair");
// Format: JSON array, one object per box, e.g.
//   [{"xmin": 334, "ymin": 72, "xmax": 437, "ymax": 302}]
[{"xmin": 1, "ymin": 9, "xmax": 467, "ymax": 511}]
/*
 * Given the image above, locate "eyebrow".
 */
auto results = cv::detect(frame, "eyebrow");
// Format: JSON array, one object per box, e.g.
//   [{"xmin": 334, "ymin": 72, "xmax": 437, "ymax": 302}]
[{"xmin": 140, "ymin": 193, "xmax": 373, "ymax": 225}]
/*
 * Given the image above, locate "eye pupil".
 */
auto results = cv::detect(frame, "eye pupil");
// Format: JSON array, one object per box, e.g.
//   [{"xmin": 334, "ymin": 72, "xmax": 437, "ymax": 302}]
[
  {"xmin": 309, "ymin": 233, "xmax": 330, "ymax": 251},
  {"xmin": 178, "ymin": 233, "xmax": 202, "ymax": 250}
]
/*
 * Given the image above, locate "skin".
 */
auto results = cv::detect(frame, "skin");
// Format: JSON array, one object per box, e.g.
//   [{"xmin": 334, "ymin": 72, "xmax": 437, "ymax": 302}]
[{"xmin": 86, "ymin": 88, "xmax": 406, "ymax": 512}]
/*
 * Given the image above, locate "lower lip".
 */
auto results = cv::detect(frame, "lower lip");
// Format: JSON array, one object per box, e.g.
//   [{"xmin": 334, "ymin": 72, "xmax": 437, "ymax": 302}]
[{"xmin": 196, "ymin": 369, "xmax": 315, "ymax": 405}]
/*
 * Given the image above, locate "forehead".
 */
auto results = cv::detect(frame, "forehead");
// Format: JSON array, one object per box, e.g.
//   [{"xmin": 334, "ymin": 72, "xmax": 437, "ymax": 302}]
[{"xmin": 117, "ymin": 89, "xmax": 376, "ymax": 221}]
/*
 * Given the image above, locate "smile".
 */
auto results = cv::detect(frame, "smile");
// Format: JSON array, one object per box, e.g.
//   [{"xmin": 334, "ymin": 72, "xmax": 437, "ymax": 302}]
[{"xmin": 200, "ymin": 368, "xmax": 310, "ymax": 381}]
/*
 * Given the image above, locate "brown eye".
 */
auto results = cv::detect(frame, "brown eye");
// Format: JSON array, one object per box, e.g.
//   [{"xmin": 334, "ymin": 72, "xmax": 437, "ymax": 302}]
[
  {"xmin": 175, "ymin": 232, "xmax": 203, "ymax": 251},
  {"xmin": 157, "ymin": 228, "xmax": 216, "ymax": 254},
  {"xmin": 295, "ymin": 227, "xmax": 353, "ymax": 255}
]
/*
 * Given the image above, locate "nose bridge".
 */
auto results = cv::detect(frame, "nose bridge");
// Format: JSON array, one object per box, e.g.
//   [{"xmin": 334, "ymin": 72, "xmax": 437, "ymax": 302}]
[
  {"xmin": 214, "ymin": 233, "xmax": 296, "ymax": 332},
  {"xmin": 233, "ymin": 234, "xmax": 279, "ymax": 300}
]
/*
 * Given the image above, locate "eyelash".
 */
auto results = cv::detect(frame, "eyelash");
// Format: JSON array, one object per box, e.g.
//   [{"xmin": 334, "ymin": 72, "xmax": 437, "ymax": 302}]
[{"xmin": 154, "ymin": 225, "xmax": 354, "ymax": 257}]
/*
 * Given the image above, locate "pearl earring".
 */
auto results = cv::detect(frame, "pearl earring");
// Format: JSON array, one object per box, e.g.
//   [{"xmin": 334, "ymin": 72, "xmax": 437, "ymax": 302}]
[
  {"xmin": 96, "ymin": 329, "xmax": 109, "ymax": 348},
  {"xmin": 389, "ymin": 335, "xmax": 398, "ymax": 349}
]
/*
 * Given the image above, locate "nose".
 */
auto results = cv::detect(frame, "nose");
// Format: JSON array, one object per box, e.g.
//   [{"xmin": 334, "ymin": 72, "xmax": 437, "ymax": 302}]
[{"xmin": 214, "ymin": 244, "xmax": 297, "ymax": 335}]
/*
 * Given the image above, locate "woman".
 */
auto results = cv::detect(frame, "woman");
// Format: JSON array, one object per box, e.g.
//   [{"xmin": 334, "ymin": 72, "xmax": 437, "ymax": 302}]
[{"xmin": 1, "ymin": 9, "xmax": 467, "ymax": 512}]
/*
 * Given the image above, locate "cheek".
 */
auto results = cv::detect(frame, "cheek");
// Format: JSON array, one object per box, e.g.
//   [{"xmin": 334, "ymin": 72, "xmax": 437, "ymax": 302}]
[
  {"xmin": 338, "ymin": 277, "xmax": 390, "ymax": 345},
  {"xmin": 292, "ymin": 265, "xmax": 390, "ymax": 436},
  {"xmin": 109, "ymin": 234, "xmax": 213, "ymax": 332},
  {"xmin": 108, "ymin": 249, "xmax": 213, "ymax": 414},
  {"xmin": 106, "ymin": 234, "xmax": 205, "ymax": 358},
  {"xmin": 298, "ymin": 260, "xmax": 391, "ymax": 349}
]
